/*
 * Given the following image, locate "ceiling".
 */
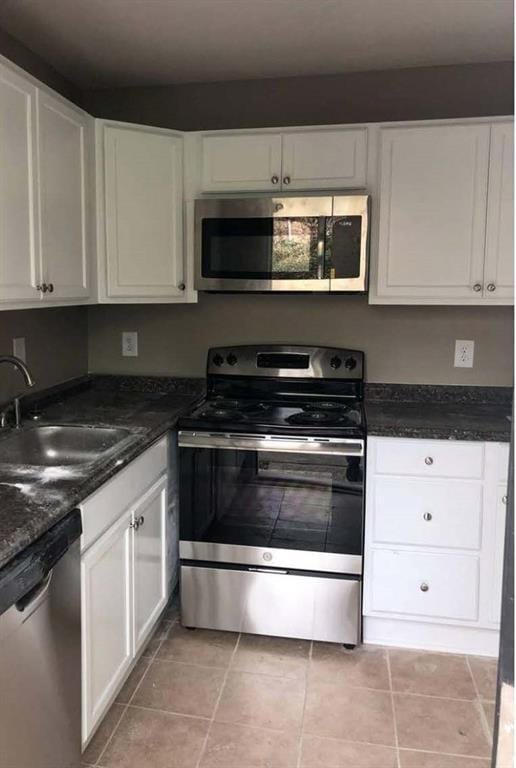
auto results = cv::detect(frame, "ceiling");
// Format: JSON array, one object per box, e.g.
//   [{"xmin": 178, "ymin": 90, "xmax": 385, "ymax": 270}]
[{"xmin": 0, "ymin": 0, "xmax": 513, "ymax": 89}]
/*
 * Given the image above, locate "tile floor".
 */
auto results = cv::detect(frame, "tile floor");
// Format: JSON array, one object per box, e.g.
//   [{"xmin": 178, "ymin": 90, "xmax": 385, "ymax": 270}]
[{"xmin": 82, "ymin": 600, "xmax": 498, "ymax": 768}]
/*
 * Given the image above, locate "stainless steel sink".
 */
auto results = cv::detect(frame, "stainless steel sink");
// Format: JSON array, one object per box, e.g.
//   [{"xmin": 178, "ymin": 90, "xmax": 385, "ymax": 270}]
[{"xmin": 0, "ymin": 425, "xmax": 133, "ymax": 467}]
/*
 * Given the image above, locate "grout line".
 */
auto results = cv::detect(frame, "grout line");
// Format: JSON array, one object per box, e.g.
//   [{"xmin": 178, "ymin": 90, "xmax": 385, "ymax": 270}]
[
  {"xmin": 386, "ymin": 649, "xmax": 402, "ymax": 768},
  {"xmin": 465, "ymin": 655, "xmax": 494, "ymax": 747},
  {"xmin": 296, "ymin": 639, "xmax": 312, "ymax": 768},
  {"xmin": 91, "ymin": 701, "xmax": 129, "ymax": 768},
  {"xmin": 127, "ymin": 702, "xmax": 212, "ymax": 721},
  {"xmin": 398, "ymin": 746, "xmax": 492, "ymax": 760},
  {"xmin": 194, "ymin": 631, "xmax": 242, "ymax": 768}
]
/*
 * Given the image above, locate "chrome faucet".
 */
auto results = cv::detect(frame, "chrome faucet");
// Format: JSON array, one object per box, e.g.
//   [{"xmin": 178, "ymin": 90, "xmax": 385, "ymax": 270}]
[{"xmin": 0, "ymin": 355, "xmax": 36, "ymax": 429}]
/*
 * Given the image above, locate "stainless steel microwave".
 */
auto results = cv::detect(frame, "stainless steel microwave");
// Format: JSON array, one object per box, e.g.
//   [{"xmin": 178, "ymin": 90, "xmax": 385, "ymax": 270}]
[{"xmin": 194, "ymin": 194, "xmax": 370, "ymax": 292}]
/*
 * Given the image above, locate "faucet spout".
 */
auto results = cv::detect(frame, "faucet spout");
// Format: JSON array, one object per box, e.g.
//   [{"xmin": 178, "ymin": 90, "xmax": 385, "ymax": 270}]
[{"xmin": 0, "ymin": 355, "xmax": 35, "ymax": 388}]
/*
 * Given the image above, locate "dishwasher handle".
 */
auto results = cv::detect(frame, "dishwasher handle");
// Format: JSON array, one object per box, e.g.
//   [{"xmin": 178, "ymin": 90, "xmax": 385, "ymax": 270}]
[{"xmin": 16, "ymin": 570, "xmax": 53, "ymax": 613}]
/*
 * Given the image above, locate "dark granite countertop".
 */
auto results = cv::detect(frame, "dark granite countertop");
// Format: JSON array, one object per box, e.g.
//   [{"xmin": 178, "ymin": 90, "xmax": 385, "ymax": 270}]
[
  {"xmin": 365, "ymin": 384, "xmax": 512, "ymax": 442},
  {"xmin": 0, "ymin": 375, "xmax": 204, "ymax": 571}
]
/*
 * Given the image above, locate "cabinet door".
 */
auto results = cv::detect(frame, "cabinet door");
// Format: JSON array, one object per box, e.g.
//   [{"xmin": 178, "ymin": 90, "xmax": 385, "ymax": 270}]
[
  {"xmin": 37, "ymin": 92, "xmax": 91, "ymax": 299},
  {"xmin": 376, "ymin": 123, "xmax": 490, "ymax": 301},
  {"xmin": 201, "ymin": 132, "xmax": 282, "ymax": 192},
  {"xmin": 132, "ymin": 476, "xmax": 168, "ymax": 654},
  {"xmin": 0, "ymin": 63, "xmax": 40, "ymax": 303},
  {"xmin": 104, "ymin": 126, "xmax": 184, "ymax": 298},
  {"xmin": 282, "ymin": 129, "xmax": 367, "ymax": 190},
  {"xmin": 484, "ymin": 122, "xmax": 514, "ymax": 300},
  {"xmin": 81, "ymin": 512, "xmax": 132, "ymax": 743}
]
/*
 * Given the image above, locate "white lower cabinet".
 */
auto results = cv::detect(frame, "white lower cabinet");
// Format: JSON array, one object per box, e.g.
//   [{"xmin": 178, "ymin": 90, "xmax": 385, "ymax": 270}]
[
  {"xmin": 364, "ymin": 436, "xmax": 509, "ymax": 656},
  {"xmin": 80, "ymin": 437, "xmax": 170, "ymax": 746}
]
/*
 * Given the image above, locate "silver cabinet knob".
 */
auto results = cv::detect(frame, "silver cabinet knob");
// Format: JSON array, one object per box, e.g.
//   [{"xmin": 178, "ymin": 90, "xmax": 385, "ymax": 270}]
[
  {"xmin": 283, "ymin": 175, "xmax": 291, "ymax": 185},
  {"xmin": 472, "ymin": 283, "xmax": 482, "ymax": 292},
  {"xmin": 130, "ymin": 519, "xmax": 139, "ymax": 531},
  {"xmin": 138, "ymin": 515, "xmax": 145, "ymax": 527},
  {"xmin": 420, "ymin": 582, "xmax": 429, "ymax": 592},
  {"xmin": 423, "ymin": 512, "xmax": 433, "ymax": 521},
  {"xmin": 178, "ymin": 283, "xmax": 185, "ymax": 291},
  {"xmin": 424, "ymin": 456, "xmax": 434, "ymax": 466},
  {"xmin": 271, "ymin": 175, "xmax": 279, "ymax": 184},
  {"xmin": 487, "ymin": 283, "xmax": 496, "ymax": 292},
  {"xmin": 502, "ymin": 495, "xmax": 508, "ymax": 505},
  {"xmin": 47, "ymin": 282, "xmax": 54, "ymax": 293},
  {"xmin": 37, "ymin": 283, "xmax": 48, "ymax": 293}
]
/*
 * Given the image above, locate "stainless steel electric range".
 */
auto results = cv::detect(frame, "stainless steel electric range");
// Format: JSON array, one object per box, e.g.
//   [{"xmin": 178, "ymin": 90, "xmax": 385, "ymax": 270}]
[{"xmin": 178, "ymin": 345, "xmax": 365, "ymax": 646}]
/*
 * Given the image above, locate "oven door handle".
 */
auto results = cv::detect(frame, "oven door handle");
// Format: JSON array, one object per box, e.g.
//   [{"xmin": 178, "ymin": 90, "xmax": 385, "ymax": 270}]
[{"xmin": 178, "ymin": 431, "xmax": 364, "ymax": 456}]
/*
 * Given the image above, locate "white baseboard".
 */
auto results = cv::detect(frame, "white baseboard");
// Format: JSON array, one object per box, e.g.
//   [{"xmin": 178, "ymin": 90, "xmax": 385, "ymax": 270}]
[{"xmin": 363, "ymin": 616, "xmax": 499, "ymax": 657}]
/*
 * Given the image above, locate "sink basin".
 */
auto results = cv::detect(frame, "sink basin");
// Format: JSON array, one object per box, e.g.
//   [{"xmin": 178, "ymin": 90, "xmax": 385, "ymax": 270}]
[{"xmin": 0, "ymin": 425, "xmax": 133, "ymax": 467}]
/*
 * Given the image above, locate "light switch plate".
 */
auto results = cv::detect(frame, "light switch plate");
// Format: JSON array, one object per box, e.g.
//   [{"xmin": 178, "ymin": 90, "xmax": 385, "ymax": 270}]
[
  {"xmin": 122, "ymin": 331, "xmax": 138, "ymax": 357},
  {"xmin": 13, "ymin": 337, "xmax": 26, "ymax": 363},
  {"xmin": 454, "ymin": 339, "xmax": 474, "ymax": 368}
]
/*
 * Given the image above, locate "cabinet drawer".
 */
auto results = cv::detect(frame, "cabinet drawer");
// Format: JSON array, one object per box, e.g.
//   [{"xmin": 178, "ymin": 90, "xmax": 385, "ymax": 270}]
[
  {"xmin": 374, "ymin": 438, "xmax": 484, "ymax": 479},
  {"xmin": 367, "ymin": 549, "xmax": 479, "ymax": 621},
  {"xmin": 372, "ymin": 477, "xmax": 483, "ymax": 550},
  {"xmin": 81, "ymin": 435, "xmax": 168, "ymax": 551}
]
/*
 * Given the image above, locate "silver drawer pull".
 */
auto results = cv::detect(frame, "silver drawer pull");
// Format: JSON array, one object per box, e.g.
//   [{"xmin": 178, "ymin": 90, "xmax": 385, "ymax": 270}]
[
  {"xmin": 424, "ymin": 456, "xmax": 434, "ymax": 466},
  {"xmin": 423, "ymin": 512, "xmax": 432, "ymax": 521},
  {"xmin": 420, "ymin": 582, "xmax": 429, "ymax": 592}
]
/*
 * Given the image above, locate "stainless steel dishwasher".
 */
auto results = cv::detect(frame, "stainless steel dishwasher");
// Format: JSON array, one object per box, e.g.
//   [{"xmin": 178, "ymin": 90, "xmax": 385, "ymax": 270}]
[{"xmin": 0, "ymin": 510, "xmax": 82, "ymax": 768}]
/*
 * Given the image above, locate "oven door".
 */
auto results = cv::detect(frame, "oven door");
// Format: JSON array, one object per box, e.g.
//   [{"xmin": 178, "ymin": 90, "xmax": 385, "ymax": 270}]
[
  {"xmin": 194, "ymin": 196, "xmax": 332, "ymax": 291},
  {"xmin": 179, "ymin": 432, "xmax": 364, "ymax": 575},
  {"xmin": 326, "ymin": 195, "xmax": 370, "ymax": 292}
]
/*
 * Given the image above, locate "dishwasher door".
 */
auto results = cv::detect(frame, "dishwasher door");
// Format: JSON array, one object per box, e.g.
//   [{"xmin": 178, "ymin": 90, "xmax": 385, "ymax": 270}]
[{"xmin": 0, "ymin": 535, "xmax": 81, "ymax": 768}]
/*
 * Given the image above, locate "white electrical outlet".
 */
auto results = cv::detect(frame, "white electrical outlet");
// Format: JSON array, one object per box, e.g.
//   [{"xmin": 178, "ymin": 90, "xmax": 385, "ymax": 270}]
[
  {"xmin": 13, "ymin": 337, "xmax": 26, "ymax": 362},
  {"xmin": 122, "ymin": 331, "xmax": 138, "ymax": 357},
  {"xmin": 454, "ymin": 339, "xmax": 474, "ymax": 368}
]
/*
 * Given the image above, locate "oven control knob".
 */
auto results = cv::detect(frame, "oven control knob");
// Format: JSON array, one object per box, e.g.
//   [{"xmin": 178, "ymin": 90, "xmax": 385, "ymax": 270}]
[
  {"xmin": 344, "ymin": 356, "xmax": 357, "ymax": 371},
  {"xmin": 263, "ymin": 552, "xmax": 272, "ymax": 562},
  {"xmin": 330, "ymin": 356, "xmax": 342, "ymax": 370},
  {"xmin": 213, "ymin": 354, "xmax": 224, "ymax": 366},
  {"xmin": 227, "ymin": 354, "xmax": 238, "ymax": 366}
]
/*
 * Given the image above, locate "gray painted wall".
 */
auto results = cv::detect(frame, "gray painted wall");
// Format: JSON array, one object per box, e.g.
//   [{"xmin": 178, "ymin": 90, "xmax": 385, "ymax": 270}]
[
  {"xmin": 0, "ymin": 307, "xmax": 88, "ymax": 402},
  {"xmin": 82, "ymin": 62, "xmax": 514, "ymax": 131},
  {"xmin": 87, "ymin": 296, "xmax": 514, "ymax": 386}
]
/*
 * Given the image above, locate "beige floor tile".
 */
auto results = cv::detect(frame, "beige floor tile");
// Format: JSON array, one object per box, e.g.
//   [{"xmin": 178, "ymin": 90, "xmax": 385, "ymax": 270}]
[
  {"xmin": 200, "ymin": 721, "xmax": 299, "ymax": 767},
  {"xmin": 157, "ymin": 624, "xmax": 238, "ymax": 667},
  {"xmin": 215, "ymin": 670, "xmax": 305, "ymax": 732},
  {"xmin": 231, "ymin": 633, "xmax": 310, "ymax": 679},
  {"xmin": 310, "ymin": 643, "xmax": 390, "ymax": 690},
  {"xmin": 399, "ymin": 750, "xmax": 491, "ymax": 768},
  {"xmin": 469, "ymin": 657, "xmax": 498, "ymax": 700},
  {"xmin": 98, "ymin": 706, "xmax": 208, "ymax": 768},
  {"xmin": 300, "ymin": 734, "xmax": 398, "ymax": 767},
  {"xmin": 116, "ymin": 657, "xmax": 151, "ymax": 704},
  {"xmin": 142, "ymin": 618, "xmax": 172, "ymax": 658},
  {"xmin": 482, "ymin": 700, "xmax": 496, "ymax": 735},
  {"xmin": 389, "ymin": 650, "xmax": 476, "ymax": 699},
  {"xmin": 82, "ymin": 703, "xmax": 126, "ymax": 765},
  {"xmin": 132, "ymin": 658, "xmax": 225, "ymax": 718},
  {"xmin": 304, "ymin": 678, "xmax": 395, "ymax": 744},
  {"xmin": 395, "ymin": 694, "xmax": 491, "ymax": 757}
]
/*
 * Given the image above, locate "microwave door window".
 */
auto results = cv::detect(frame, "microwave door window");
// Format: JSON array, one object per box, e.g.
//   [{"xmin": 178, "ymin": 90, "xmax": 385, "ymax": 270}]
[
  {"xmin": 326, "ymin": 216, "xmax": 362, "ymax": 283},
  {"xmin": 202, "ymin": 217, "xmax": 323, "ymax": 280}
]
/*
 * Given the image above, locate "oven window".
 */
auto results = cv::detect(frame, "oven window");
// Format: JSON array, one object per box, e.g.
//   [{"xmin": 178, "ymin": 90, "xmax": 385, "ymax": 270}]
[
  {"xmin": 180, "ymin": 447, "xmax": 363, "ymax": 555},
  {"xmin": 202, "ymin": 217, "xmax": 323, "ymax": 280},
  {"xmin": 326, "ymin": 216, "xmax": 362, "ymax": 279}
]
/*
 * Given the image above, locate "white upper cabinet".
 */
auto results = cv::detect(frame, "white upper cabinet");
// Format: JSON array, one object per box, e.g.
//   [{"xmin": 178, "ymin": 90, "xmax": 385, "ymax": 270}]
[
  {"xmin": 484, "ymin": 121, "xmax": 514, "ymax": 300},
  {"xmin": 0, "ymin": 62, "xmax": 40, "ymax": 303},
  {"xmin": 37, "ymin": 91, "xmax": 91, "ymax": 300},
  {"xmin": 200, "ymin": 128, "xmax": 367, "ymax": 192},
  {"xmin": 374, "ymin": 123, "xmax": 491, "ymax": 303},
  {"xmin": 101, "ymin": 123, "xmax": 186, "ymax": 300},
  {"xmin": 281, "ymin": 128, "xmax": 366, "ymax": 190},
  {"xmin": 202, "ymin": 132, "xmax": 282, "ymax": 192}
]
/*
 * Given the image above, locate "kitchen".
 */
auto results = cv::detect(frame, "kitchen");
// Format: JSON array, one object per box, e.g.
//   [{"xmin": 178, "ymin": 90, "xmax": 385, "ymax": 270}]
[{"xmin": 0, "ymin": 1, "xmax": 513, "ymax": 767}]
